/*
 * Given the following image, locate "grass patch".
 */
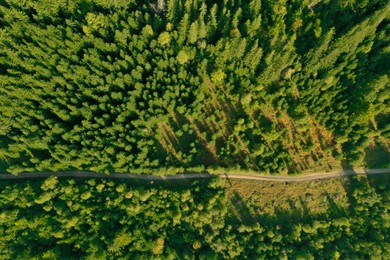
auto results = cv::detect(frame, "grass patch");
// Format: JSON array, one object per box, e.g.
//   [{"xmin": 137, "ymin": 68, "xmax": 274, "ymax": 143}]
[
  {"xmin": 225, "ymin": 173, "xmax": 390, "ymax": 223},
  {"xmin": 225, "ymin": 178, "xmax": 348, "ymax": 217}
]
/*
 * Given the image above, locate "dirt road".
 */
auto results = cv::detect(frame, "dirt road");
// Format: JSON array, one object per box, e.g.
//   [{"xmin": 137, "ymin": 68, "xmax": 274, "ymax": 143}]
[{"xmin": 0, "ymin": 168, "xmax": 389, "ymax": 182}]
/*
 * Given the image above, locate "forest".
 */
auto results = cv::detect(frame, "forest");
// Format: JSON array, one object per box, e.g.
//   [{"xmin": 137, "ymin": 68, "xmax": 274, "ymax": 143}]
[
  {"xmin": 0, "ymin": 0, "xmax": 389, "ymax": 175},
  {"xmin": 0, "ymin": 176, "xmax": 389, "ymax": 258},
  {"xmin": 1, "ymin": 0, "xmax": 389, "ymax": 257}
]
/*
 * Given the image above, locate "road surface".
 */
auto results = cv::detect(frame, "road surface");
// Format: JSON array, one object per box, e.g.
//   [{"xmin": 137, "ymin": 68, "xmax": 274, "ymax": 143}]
[{"xmin": 0, "ymin": 168, "xmax": 389, "ymax": 182}]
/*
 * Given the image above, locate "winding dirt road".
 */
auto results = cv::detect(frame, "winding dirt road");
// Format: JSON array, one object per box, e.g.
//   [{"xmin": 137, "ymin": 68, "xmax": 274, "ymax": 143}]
[{"xmin": 0, "ymin": 168, "xmax": 389, "ymax": 182}]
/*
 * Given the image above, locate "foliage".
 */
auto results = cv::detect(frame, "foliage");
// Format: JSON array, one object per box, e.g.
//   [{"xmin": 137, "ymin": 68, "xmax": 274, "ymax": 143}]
[
  {"xmin": 0, "ymin": 0, "xmax": 389, "ymax": 174},
  {"xmin": 0, "ymin": 177, "xmax": 388, "ymax": 258}
]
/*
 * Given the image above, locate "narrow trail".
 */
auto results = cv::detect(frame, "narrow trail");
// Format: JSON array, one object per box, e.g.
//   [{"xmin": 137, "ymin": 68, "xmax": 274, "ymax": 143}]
[{"xmin": 0, "ymin": 168, "xmax": 389, "ymax": 182}]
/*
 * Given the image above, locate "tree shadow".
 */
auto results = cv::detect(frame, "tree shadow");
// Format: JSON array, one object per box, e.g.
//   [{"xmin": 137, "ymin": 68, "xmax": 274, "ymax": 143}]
[
  {"xmin": 226, "ymin": 192, "xmax": 258, "ymax": 225},
  {"xmin": 364, "ymin": 144, "xmax": 390, "ymax": 169},
  {"xmin": 339, "ymin": 159, "xmax": 388, "ymax": 203},
  {"xmin": 229, "ymin": 157, "xmax": 389, "ymax": 231},
  {"xmin": 339, "ymin": 161, "xmax": 360, "ymax": 199},
  {"xmin": 365, "ymin": 172, "xmax": 389, "ymax": 198},
  {"xmin": 340, "ymin": 160, "xmax": 354, "ymax": 170},
  {"xmin": 226, "ymin": 187, "xmax": 350, "ymax": 229}
]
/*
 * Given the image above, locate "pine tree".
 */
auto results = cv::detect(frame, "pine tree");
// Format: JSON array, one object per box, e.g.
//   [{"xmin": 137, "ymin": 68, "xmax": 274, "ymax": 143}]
[
  {"xmin": 188, "ymin": 20, "xmax": 199, "ymax": 44},
  {"xmin": 308, "ymin": 3, "xmax": 390, "ymax": 72},
  {"xmin": 178, "ymin": 13, "xmax": 190, "ymax": 45}
]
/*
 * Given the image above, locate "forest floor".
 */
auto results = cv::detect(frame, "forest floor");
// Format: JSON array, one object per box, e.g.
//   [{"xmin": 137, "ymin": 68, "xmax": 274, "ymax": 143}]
[{"xmin": 226, "ymin": 173, "xmax": 389, "ymax": 223}]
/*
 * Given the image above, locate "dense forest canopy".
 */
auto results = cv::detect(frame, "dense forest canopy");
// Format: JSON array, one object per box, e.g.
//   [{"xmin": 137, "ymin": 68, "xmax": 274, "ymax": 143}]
[
  {"xmin": 0, "ymin": 176, "xmax": 388, "ymax": 258},
  {"xmin": 0, "ymin": 0, "xmax": 389, "ymax": 174}
]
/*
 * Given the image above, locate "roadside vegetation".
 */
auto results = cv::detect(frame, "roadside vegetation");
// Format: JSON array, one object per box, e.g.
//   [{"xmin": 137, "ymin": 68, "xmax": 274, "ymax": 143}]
[
  {"xmin": 0, "ymin": 0, "xmax": 389, "ymax": 175},
  {"xmin": 1, "ymin": 175, "xmax": 389, "ymax": 258},
  {"xmin": 226, "ymin": 173, "xmax": 389, "ymax": 216}
]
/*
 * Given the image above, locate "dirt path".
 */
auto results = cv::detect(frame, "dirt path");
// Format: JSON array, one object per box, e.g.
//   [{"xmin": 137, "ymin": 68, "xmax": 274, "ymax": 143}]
[{"xmin": 0, "ymin": 168, "xmax": 389, "ymax": 182}]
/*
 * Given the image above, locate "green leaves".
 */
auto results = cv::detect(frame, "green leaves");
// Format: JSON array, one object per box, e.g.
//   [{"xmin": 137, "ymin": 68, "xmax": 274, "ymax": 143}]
[
  {"xmin": 0, "ymin": 178, "xmax": 228, "ymax": 258},
  {"xmin": 0, "ymin": 0, "xmax": 388, "ymax": 174},
  {"xmin": 158, "ymin": 31, "xmax": 171, "ymax": 45},
  {"xmin": 211, "ymin": 70, "xmax": 226, "ymax": 84},
  {"xmin": 176, "ymin": 50, "xmax": 189, "ymax": 64},
  {"xmin": 0, "ymin": 176, "xmax": 389, "ymax": 258}
]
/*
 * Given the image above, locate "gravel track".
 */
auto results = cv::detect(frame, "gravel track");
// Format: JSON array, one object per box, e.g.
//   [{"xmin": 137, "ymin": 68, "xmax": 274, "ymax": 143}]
[{"xmin": 0, "ymin": 168, "xmax": 389, "ymax": 182}]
